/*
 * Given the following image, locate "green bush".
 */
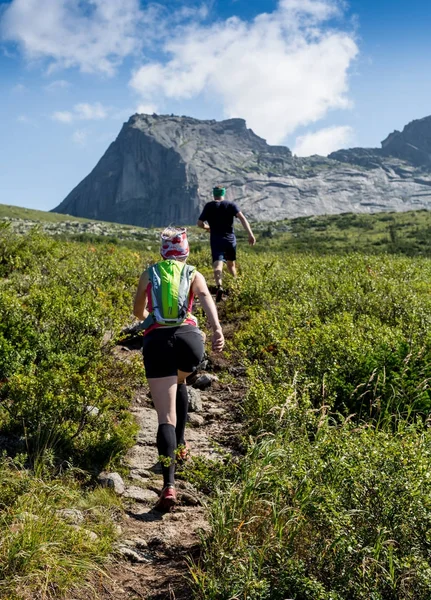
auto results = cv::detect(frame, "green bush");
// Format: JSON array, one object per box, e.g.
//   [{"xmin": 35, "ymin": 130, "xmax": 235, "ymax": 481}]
[
  {"xmin": 225, "ymin": 253, "xmax": 431, "ymax": 423},
  {"xmin": 0, "ymin": 232, "xmax": 147, "ymax": 468},
  {"xmin": 191, "ymin": 416, "xmax": 431, "ymax": 599}
]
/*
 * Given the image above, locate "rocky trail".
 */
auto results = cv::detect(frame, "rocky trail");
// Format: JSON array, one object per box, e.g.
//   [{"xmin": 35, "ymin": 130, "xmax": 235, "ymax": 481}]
[{"xmin": 82, "ymin": 327, "xmax": 245, "ymax": 600}]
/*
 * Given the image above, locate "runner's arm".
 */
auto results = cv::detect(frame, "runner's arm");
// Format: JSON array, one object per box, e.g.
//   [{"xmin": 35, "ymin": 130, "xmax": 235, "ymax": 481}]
[
  {"xmin": 197, "ymin": 219, "xmax": 210, "ymax": 231},
  {"xmin": 192, "ymin": 272, "xmax": 224, "ymax": 352},
  {"xmin": 133, "ymin": 270, "xmax": 149, "ymax": 320},
  {"xmin": 236, "ymin": 211, "xmax": 256, "ymax": 246}
]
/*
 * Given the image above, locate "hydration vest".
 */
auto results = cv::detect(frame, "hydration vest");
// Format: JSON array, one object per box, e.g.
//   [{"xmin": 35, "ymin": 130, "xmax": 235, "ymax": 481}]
[{"xmin": 142, "ymin": 260, "xmax": 197, "ymax": 329}]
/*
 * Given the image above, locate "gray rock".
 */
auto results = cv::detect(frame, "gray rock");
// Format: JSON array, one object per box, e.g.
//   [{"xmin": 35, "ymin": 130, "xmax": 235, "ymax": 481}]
[
  {"xmin": 56, "ymin": 508, "xmax": 85, "ymax": 525},
  {"xmin": 180, "ymin": 491, "xmax": 202, "ymax": 506},
  {"xmin": 97, "ymin": 472, "xmax": 125, "ymax": 495},
  {"xmin": 193, "ymin": 374, "xmax": 218, "ymax": 391},
  {"xmin": 132, "ymin": 537, "xmax": 149, "ymax": 550},
  {"xmin": 206, "ymin": 407, "xmax": 226, "ymax": 419},
  {"xmin": 118, "ymin": 547, "xmax": 150, "ymax": 563},
  {"xmin": 188, "ymin": 413, "xmax": 205, "ymax": 427},
  {"xmin": 123, "ymin": 486, "xmax": 158, "ymax": 503},
  {"xmin": 52, "ymin": 113, "xmax": 431, "ymax": 226},
  {"xmin": 130, "ymin": 468, "xmax": 152, "ymax": 479},
  {"xmin": 187, "ymin": 388, "xmax": 203, "ymax": 412},
  {"xmin": 72, "ymin": 526, "xmax": 99, "ymax": 542}
]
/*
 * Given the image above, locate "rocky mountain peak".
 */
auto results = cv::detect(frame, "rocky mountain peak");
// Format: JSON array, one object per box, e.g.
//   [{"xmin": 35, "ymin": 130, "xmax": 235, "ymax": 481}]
[
  {"xmin": 381, "ymin": 115, "xmax": 431, "ymax": 166},
  {"xmin": 53, "ymin": 113, "xmax": 431, "ymax": 227}
]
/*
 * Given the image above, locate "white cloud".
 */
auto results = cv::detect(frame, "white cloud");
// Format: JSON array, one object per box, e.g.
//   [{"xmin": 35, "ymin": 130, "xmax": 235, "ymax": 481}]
[
  {"xmin": 130, "ymin": 0, "xmax": 358, "ymax": 144},
  {"xmin": 45, "ymin": 79, "xmax": 71, "ymax": 91},
  {"xmin": 12, "ymin": 83, "xmax": 26, "ymax": 93},
  {"xmin": 52, "ymin": 110, "xmax": 74, "ymax": 123},
  {"xmin": 74, "ymin": 102, "xmax": 107, "ymax": 120},
  {"xmin": 135, "ymin": 103, "xmax": 158, "ymax": 115},
  {"xmin": 1, "ymin": 0, "xmax": 209, "ymax": 75},
  {"xmin": 3, "ymin": 0, "xmax": 359, "ymax": 145},
  {"xmin": 72, "ymin": 129, "xmax": 88, "ymax": 145},
  {"xmin": 52, "ymin": 102, "xmax": 108, "ymax": 123},
  {"xmin": 17, "ymin": 114, "xmax": 32, "ymax": 123},
  {"xmin": 1, "ymin": 0, "xmax": 148, "ymax": 75},
  {"xmin": 293, "ymin": 125, "xmax": 354, "ymax": 156}
]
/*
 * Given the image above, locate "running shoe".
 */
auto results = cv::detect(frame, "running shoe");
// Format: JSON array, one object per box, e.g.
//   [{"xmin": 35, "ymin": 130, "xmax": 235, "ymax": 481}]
[
  {"xmin": 215, "ymin": 286, "xmax": 224, "ymax": 303},
  {"xmin": 154, "ymin": 485, "xmax": 177, "ymax": 512}
]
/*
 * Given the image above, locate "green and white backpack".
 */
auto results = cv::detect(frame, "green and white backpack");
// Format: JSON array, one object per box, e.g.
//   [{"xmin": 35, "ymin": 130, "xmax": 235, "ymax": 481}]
[{"xmin": 143, "ymin": 260, "xmax": 197, "ymax": 328}]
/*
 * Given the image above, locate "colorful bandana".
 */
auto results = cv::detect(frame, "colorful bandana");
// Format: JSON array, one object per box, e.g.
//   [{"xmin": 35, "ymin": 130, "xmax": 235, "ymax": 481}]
[{"xmin": 160, "ymin": 227, "xmax": 190, "ymax": 260}]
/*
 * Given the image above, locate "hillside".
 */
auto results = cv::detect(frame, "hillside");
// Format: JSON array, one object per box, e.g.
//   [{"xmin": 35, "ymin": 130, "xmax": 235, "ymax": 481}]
[
  {"xmin": 2, "ymin": 203, "xmax": 431, "ymax": 256},
  {"xmin": 2, "ymin": 223, "xmax": 431, "ymax": 598},
  {"xmin": 52, "ymin": 113, "xmax": 431, "ymax": 227}
]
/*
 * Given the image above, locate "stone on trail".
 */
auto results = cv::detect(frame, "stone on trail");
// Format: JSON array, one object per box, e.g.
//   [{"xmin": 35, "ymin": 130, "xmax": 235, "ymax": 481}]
[
  {"xmin": 193, "ymin": 374, "xmax": 218, "ymax": 391},
  {"xmin": 123, "ymin": 485, "xmax": 158, "ymax": 503},
  {"xmin": 188, "ymin": 413, "xmax": 205, "ymax": 427},
  {"xmin": 97, "ymin": 472, "xmax": 125, "ymax": 495},
  {"xmin": 118, "ymin": 546, "xmax": 150, "ymax": 563},
  {"xmin": 187, "ymin": 387, "xmax": 203, "ymax": 412}
]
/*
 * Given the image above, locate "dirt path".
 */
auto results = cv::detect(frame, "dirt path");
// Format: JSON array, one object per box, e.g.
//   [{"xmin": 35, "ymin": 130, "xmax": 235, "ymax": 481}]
[{"xmin": 87, "ymin": 338, "xmax": 245, "ymax": 600}]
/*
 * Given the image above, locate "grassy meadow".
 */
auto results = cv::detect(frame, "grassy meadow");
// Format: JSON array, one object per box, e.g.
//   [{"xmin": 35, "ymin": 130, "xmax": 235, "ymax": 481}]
[{"xmin": 1, "ymin": 206, "xmax": 431, "ymax": 598}]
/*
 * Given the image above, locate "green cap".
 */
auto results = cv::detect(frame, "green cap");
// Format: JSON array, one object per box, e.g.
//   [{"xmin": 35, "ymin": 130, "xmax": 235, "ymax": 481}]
[{"xmin": 213, "ymin": 186, "xmax": 226, "ymax": 198}]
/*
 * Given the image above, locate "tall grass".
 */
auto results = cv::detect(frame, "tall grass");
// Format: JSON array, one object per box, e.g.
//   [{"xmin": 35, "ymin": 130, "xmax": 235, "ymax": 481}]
[
  {"xmin": 190, "ymin": 414, "xmax": 431, "ymax": 599},
  {"xmin": 0, "ymin": 456, "xmax": 120, "ymax": 599},
  {"xmin": 189, "ymin": 248, "xmax": 431, "ymax": 599}
]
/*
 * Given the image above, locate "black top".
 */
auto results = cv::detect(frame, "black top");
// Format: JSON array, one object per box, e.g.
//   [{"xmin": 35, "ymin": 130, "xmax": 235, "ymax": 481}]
[{"xmin": 199, "ymin": 200, "xmax": 241, "ymax": 240}]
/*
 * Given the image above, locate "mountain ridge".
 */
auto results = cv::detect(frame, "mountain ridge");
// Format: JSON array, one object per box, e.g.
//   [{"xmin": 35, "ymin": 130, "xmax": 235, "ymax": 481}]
[{"xmin": 53, "ymin": 113, "xmax": 431, "ymax": 227}]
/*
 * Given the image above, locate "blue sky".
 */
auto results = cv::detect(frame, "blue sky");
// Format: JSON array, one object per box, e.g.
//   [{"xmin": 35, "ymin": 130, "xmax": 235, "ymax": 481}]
[{"xmin": 1, "ymin": 0, "xmax": 431, "ymax": 212}]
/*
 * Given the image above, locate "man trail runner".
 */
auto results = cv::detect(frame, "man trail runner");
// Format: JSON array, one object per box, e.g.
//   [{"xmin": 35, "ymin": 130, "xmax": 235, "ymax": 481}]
[{"xmin": 197, "ymin": 186, "xmax": 256, "ymax": 301}]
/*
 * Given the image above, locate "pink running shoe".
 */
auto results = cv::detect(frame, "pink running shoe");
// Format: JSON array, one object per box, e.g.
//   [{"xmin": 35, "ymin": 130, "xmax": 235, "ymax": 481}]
[{"xmin": 154, "ymin": 485, "xmax": 177, "ymax": 512}]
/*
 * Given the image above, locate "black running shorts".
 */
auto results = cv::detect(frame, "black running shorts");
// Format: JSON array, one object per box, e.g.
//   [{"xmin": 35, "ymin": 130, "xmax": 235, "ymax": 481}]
[
  {"xmin": 210, "ymin": 236, "xmax": 237, "ymax": 263},
  {"xmin": 142, "ymin": 324, "xmax": 204, "ymax": 378}
]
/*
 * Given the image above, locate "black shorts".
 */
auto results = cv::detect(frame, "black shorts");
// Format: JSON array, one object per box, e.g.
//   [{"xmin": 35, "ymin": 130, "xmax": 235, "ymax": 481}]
[
  {"xmin": 142, "ymin": 325, "xmax": 204, "ymax": 378},
  {"xmin": 210, "ymin": 236, "xmax": 237, "ymax": 263}
]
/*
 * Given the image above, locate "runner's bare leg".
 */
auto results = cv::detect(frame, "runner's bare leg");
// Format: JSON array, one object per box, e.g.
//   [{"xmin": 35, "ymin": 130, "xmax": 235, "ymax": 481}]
[
  {"xmin": 226, "ymin": 260, "xmax": 237, "ymax": 279},
  {"xmin": 213, "ymin": 260, "xmax": 223, "ymax": 287}
]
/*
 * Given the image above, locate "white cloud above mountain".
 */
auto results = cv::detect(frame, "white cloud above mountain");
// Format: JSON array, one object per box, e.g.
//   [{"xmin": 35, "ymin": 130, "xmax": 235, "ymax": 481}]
[
  {"xmin": 1, "ymin": 0, "xmax": 147, "ymax": 75},
  {"xmin": 293, "ymin": 125, "xmax": 354, "ymax": 156},
  {"xmin": 2, "ymin": 0, "xmax": 358, "ymax": 146},
  {"xmin": 130, "ymin": 0, "xmax": 358, "ymax": 144},
  {"xmin": 72, "ymin": 129, "xmax": 88, "ymax": 145},
  {"xmin": 52, "ymin": 102, "xmax": 108, "ymax": 123},
  {"xmin": 45, "ymin": 79, "xmax": 71, "ymax": 92},
  {"xmin": 0, "ymin": 0, "xmax": 208, "ymax": 75}
]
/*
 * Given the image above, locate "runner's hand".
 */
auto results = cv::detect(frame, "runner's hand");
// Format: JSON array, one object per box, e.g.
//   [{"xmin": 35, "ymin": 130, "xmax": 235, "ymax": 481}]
[
  {"xmin": 212, "ymin": 328, "xmax": 224, "ymax": 352},
  {"xmin": 248, "ymin": 234, "xmax": 256, "ymax": 246}
]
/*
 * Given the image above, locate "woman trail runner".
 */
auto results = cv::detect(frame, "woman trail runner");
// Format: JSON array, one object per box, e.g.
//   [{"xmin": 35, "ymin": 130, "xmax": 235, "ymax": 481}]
[{"xmin": 133, "ymin": 227, "xmax": 224, "ymax": 511}]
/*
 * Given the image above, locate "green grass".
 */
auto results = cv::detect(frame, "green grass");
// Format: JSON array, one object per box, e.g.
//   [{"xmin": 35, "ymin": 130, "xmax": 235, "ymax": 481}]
[
  {"xmin": 190, "ymin": 419, "xmax": 431, "ymax": 600},
  {"xmin": 188, "ymin": 242, "xmax": 431, "ymax": 599},
  {"xmin": 246, "ymin": 209, "xmax": 431, "ymax": 256},
  {"xmin": 0, "ymin": 455, "xmax": 121, "ymax": 600},
  {"xmin": 2, "ymin": 213, "xmax": 431, "ymax": 599},
  {"xmin": 0, "ymin": 204, "xmax": 99, "ymax": 224}
]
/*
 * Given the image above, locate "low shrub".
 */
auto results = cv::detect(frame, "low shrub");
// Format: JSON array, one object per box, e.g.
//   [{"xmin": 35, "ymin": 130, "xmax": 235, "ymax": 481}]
[{"xmin": 191, "ymin": 414, "xmax": 431, "ymax": 599}]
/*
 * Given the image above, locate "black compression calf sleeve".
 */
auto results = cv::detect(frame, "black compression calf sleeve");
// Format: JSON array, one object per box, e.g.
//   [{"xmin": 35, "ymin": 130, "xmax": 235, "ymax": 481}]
[
  {"xmin": 175, "ymin": 383, "xmax": 188, "ymax": 447},
  {"xmin": 156, "ymin": 423, "xmax": 176, "ymax": 487}
]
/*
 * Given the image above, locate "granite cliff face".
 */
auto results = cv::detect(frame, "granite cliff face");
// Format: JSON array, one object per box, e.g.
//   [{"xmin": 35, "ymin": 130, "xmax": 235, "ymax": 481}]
[{"xmin": 53, "ymin": 114, "xmax": 431, "ymax": 226}]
